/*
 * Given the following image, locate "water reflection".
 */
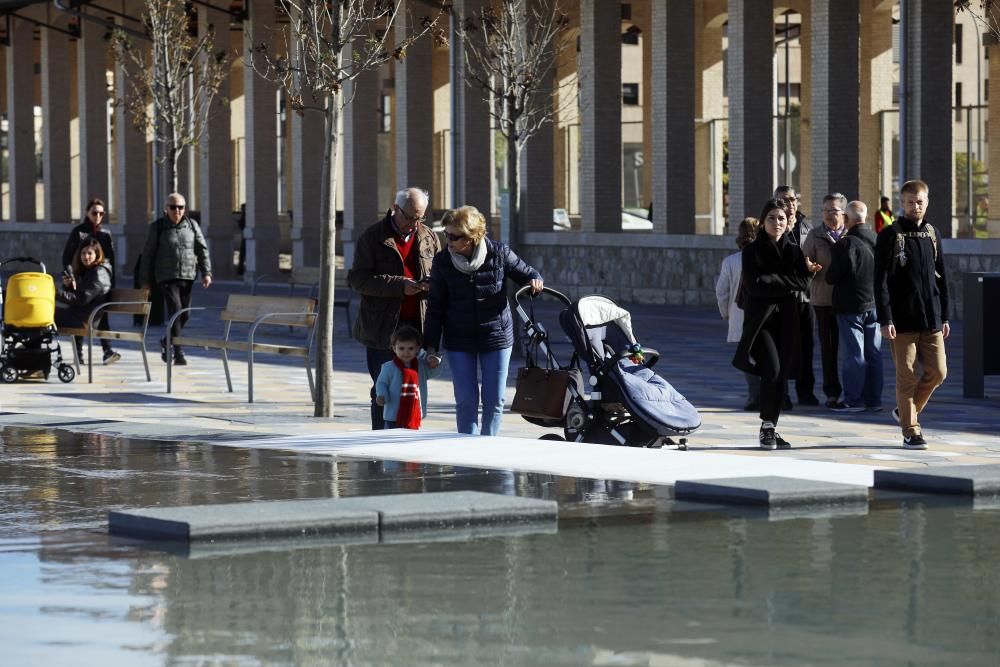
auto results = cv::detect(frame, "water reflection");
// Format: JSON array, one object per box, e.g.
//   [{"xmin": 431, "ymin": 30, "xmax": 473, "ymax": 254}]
[{"xmin": 2, "ymin": 426, "xmax": 1000, "ymax": 665}]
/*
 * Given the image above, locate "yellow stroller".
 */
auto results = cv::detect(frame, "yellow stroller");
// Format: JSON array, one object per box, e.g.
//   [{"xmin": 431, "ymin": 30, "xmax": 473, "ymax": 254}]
[{"xmin": 0, "ymin": 257, "xmax": 75, "ymax": 383}]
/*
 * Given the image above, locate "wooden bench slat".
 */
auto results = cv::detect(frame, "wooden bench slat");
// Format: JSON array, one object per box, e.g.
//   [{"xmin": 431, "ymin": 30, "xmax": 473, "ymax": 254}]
[{"xmin": 171, "ymin": 337, "xmax": 310, "ymax": 357}]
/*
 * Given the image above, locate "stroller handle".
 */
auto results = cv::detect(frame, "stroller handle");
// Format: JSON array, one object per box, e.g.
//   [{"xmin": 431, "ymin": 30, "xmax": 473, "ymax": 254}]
[
  {"xmin": 0, "ymin": 257, "xmax": 46, "ymax": 273},
  {"xmin": 513, "ymin": 285, "xmax": 571, "ymax": 308}
]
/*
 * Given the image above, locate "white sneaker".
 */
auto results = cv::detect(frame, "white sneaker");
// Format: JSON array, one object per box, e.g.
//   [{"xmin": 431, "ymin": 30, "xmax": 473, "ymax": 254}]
[{"xmin": 891, "ymin": 407, "xmax": 901, "ymax": 424}]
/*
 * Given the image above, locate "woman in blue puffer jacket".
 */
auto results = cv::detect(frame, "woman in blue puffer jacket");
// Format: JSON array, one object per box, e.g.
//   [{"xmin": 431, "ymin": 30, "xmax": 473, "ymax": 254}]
[{"xmin": 423, "ymin": 206, "xmax": 543, "ymax": 435}]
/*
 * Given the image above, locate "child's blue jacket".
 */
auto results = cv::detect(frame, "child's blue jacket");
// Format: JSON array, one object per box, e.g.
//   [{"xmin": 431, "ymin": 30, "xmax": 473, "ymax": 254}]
[{"xmin": 375, "ymin": 351, "xmax": 442, "ymax": 421}]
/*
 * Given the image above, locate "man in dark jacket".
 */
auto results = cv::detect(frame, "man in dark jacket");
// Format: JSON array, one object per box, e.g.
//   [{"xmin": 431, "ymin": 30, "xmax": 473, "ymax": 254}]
[
  {"xmin": 826, "ymin": 200, "xmax": 882, "ymax": 413},
  {"xmin": 348, "ymin": 187, "xmax": 441, "ymax": 429},
  {"xmin": 774, "ymin": 185, "xmax": 818, "ymax": 407},
  {"xmin": 873, "ymin": 179, "xmax": 949, "ymax": 450},
  {"xmin": 140, "ymin": 193, "xmax": 212, "ymax": 366}
]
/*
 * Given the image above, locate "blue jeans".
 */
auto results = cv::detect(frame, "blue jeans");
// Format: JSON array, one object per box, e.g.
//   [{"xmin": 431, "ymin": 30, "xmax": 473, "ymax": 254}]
[
  {"xmin": 447, "ymin": 347, "xmax": 513, "ymax": 435},
  {"xmin": 836, "ymin": 310, "xmax": 883, "ymax": 408}
]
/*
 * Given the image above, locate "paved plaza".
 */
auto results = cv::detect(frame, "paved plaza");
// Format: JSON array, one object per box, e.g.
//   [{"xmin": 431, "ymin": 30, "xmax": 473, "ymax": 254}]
[{"xmin": 1, "ymin": 280, "xmax": 997, "ymax": 474}]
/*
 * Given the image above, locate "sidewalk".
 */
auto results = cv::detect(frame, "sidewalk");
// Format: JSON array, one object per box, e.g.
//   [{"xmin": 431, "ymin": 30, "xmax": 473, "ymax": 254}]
[{"xmin": 1, "ymin": 279, "xmax": 998, "ymax": 471}]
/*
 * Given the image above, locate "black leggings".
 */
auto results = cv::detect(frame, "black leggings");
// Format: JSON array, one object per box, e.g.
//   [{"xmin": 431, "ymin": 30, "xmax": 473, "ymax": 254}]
[
  {"xmin": 750, "ymin": 315, "xmax": 788, "ymax": 424},
  {"xmin": 55, "ymin": 303, "xmax": 113, "ymax": 352}
]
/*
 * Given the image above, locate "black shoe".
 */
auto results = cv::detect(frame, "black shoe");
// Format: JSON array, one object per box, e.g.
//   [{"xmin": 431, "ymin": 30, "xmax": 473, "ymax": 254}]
[
  {"xmin": 160, "ymin": 337, "xmax": 168, "ymax": 363},
  {"xmin": 782, "ymin": 396, "xmax": 793, "ymax": 411},
  {"xmin": 173, "ymin": 349, "xmax": 188, "ymax": 366},
  {"xmin": 775, "ymin": 433, "xmax": 792, "ymax": 450},
  {"xmin": 798, "ymin": 395, "xmax": 820, "ymax": 406},
  {"xmin": 759, "ymin": 422, "xmax": 777, "ymax": 450},
  {"xmin": 902, "ymin": 433, "xmax": 927, "ymax": 450},
  {"xmin": 102, "ymin": 350, "xmax": 121, "ymax": 365},
  {"xmin": 825, "ymin": 398, "xmax": 841, "ymax": 409}
]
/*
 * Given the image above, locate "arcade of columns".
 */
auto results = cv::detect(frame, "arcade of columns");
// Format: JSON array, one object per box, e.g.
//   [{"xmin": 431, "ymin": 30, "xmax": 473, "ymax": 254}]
[{"xmin": 0, "ymin": 0, "xmax": 985, "ymax": 282}]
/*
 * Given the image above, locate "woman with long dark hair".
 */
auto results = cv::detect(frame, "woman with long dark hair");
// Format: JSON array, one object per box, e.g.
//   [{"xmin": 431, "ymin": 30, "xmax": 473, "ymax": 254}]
[
  {"xmin": 733, "ymin": 199, "xmax": 821, "ymax": 449},
  {"xmin": 55, "ymin": 237, "xmax": 121, "ymax": 364}
]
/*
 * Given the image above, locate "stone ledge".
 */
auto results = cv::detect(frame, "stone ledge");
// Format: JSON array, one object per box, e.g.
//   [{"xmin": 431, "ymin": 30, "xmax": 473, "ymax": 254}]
[
  {"xmin": 674, "ymin": 476, "xmax": 870, "ymax": 507},
  {"xmin": 109, "ymin": 491, "xmax": 558, "ymax": 542},
  {"xmin": 873, "ymin": 465, "xmax": 1000, "ymax": 496}
]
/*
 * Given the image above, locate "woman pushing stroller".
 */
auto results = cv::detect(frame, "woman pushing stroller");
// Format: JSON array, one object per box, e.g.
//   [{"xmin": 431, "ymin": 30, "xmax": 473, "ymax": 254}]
[
  {"xmin": 733, "ymin": 199, "xmax": 821, "ymax": 450},
  {"xmin": 55, "ymin": 237, "xmax": 121, "ymax": 364}
]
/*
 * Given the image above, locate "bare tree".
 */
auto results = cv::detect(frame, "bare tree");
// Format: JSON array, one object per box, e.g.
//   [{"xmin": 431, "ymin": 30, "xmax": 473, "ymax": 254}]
[
  {"xmin": 457, "ymin": 0, "xmax": 574, "ymax": 246},
  {"xmin": 956, "ymin": 0, "xmax": 1000, "ymax": 35},
  {"xmin": 112, "ymin": 0, "xmax": 229, "ymax": 194},
  {"xmin": 249, "ymin": 1, "xmax": 446, "ymax": 417}
]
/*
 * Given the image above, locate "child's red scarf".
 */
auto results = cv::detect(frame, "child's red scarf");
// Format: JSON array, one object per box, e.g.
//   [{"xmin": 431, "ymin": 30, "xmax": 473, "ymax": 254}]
[{"xmin": 393, "ymin": 356, "xmax": 421, "ymax": 429}]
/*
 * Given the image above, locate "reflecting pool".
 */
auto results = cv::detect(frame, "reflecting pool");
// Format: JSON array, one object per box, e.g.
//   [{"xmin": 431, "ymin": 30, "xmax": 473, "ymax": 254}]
[{"xmin": 1, "ymin": 427, "xmax": 999, "ymax": 665}]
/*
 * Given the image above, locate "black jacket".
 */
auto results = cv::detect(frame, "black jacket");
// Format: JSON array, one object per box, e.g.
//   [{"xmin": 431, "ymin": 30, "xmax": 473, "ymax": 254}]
[
  {"xmin": 826, "ymin": 223, "xmax": 877, "ymax": 314},
  {"xmin": 423, "ymin": 239, "xmax": 541, "ymax": 353},
  {"xmin": 873, "ymin": 217, "xmax": 949, "ymax": 332},
  {"xmin": 62, "ymin": 221, "xmax": 115, "ymax": 275},
  {"xmin": 57, "ymin": 260, "xmax": 112, "ymax": 318},
  {"xmin": 732, "ymin": 232, "xmax": 811, "ymax": 376},
  {"xmin": 788, "ymin": 211, "xmax": 810, "ymax": 246}
]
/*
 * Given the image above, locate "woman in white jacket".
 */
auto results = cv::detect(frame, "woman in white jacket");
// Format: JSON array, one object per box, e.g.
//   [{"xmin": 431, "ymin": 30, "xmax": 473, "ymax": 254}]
[{"xmin": 715, "ymin": 217, "xmax": 761, "ymax": 410}]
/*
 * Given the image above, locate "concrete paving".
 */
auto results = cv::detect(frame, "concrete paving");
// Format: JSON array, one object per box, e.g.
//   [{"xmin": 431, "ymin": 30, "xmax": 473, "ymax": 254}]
[
  {"xmin": 1, "ymin": 279, "xmax": 998, "ymax": 477},
  {"xmin": 873, "ymin": 464, "xmax": 1000, "ymax": 495},
  {"xmin": 673, "ymin": 476, "xmax": 870, "ymax": 507}
]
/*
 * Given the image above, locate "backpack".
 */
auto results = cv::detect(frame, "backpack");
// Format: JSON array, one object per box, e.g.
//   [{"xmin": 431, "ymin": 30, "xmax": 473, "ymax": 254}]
[{"xmin": 890, "ymin": 223, "xmax": 941, "ymax": 279}]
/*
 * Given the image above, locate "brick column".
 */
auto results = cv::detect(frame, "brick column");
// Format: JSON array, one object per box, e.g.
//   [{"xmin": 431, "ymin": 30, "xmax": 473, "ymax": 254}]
[
  {"xmin": 858, "ymin": 2, "xmax": 895, "ymax": 210},
  {"xmin": 579, "ymin": 0, "xmax": 621, "ymax": 233},
  {"xmin": 244, "ymin": 0, "xmax": 280, "ymax": 279},
  {"xmin": 727, "ymin": 0, "xmax": 773, "ymax": 231},
  {"xmin": 651, "ymin": 0, "xmax": 695, "ymax": 234},
  {"xmin": 797, "ymin": 3, "xmax": 812, "ymax": 216},
  {"xmin": 288, "ymin": 30, "xmax": 325, "ymax": 270},
  {"xmin": 695, "ymin": 6, "xmax": 725, "ymax": 235},
  {"xmin": 902, "ymin": 0, "xmax": 954, "ymax": 235},
  {"xmin": 7, "ymin": 17, "xmax": 35, "ymax": 221},
  {"xmin": 115, "ymin": 35, "xmax": 148, "ymax": 275},
  {"xmin": 809, "ymin": 0, "xmax": 859, "ymax": 215},
  {"xmin": 395, "ymin": 3, "xmax": 435, "ymax": 205},
  {"xmin": 198, "ymin": 4, "xmax": 235, "ymax": 278},
  {"xmin": 342, "ymin": 44, "xmax": 380, "ymax": 269},
  {"xmin": 519, "ymin": 71, "xmax": 554, "ymax": 234},
  {"xmin": 41, "ymin": 12, "xmax": 72, "ymax": 223},
  {"xmin": 989, "ymin": 39, "xmax": 1000, "ymax": 237},
  {"xmin": 78, "ymin": 18, "xmax": 109, "ymax": 207},
  {"xmin": 453, "ymin": 0, "xmax": 491, "ymax": 216}
]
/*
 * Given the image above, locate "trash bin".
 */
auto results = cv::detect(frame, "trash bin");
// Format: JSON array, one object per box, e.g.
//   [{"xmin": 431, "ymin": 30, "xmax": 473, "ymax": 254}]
[{"xmin": 963, "ymin": 272, "xmax": 1000, "ymax": 398}]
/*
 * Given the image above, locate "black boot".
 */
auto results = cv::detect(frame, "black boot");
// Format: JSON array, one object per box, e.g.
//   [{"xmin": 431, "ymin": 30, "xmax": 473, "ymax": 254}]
[{"xmin": 173, "ymin": 347, "xmax": 187, "ymax": 366}]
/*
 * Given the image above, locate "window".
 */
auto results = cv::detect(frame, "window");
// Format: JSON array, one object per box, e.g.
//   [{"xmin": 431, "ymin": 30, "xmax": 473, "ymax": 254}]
[
  {"xmin": 379, "ymin": 93, "xmax": 391, "ymax": 133},
  {"xmin": 986, "ymin": 79, "xmax": 990, "ymax": 101},
  {"xmin": 956, "ymin": 23, "xmax": 963, "ymax": 64},
  {"xmin": 622, "ymin": 83, "xmax": 639, "ymax": 105},
  {"xmin": 956, "ymin": 82, "xmax": 963, "ymax": 108}
]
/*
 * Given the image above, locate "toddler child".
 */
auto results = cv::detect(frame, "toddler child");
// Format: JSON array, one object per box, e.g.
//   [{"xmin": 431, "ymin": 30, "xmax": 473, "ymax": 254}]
[{"xmin": 375, "ymin": 325, "xmax": 442, "ymax": 429}]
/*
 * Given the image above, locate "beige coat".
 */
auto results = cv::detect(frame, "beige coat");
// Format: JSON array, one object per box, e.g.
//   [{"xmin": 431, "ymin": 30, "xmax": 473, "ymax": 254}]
[{"xmin": 800, "ymin": 225, "xmax": 842, "ymax": 307}]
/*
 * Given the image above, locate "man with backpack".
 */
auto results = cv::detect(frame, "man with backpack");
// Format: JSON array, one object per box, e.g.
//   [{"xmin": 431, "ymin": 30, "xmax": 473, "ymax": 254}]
[
  {"xmin": 873, "ymin": 179, "xmax": 949, "ymax": 450},
  {"xmin": 140, "ymin": 193, "xmax": 212, "ymax": 366}
]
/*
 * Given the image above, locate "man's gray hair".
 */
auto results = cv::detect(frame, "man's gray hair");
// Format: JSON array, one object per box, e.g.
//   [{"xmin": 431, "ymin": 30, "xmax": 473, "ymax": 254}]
[
  {"xmin": 846, "ymin": 200, "xmax": 868, "ymax": 222},
  {"xmin": 395, "ymin": 188, "xmax": 429, "ymax": 210},
  {"xmin": 774, "ymin": 185, "xmax": 795, "ymax": 198},
  {"xmin": 823, "ymin": 192, "xmax": 848, "ymax": 209}
]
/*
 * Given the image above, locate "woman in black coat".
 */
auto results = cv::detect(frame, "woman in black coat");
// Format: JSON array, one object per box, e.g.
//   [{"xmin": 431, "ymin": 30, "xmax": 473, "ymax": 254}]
[
  {"xmin": 733, "ymin": 199, "xmax": 820, "ymax": 449},
  {"xmin": 424, "ymin": 206, "xmax": 542, "ymax": 435},
  {"xmin": 55, "ymin": 237, "xmax": 121, "ymax": 364}
]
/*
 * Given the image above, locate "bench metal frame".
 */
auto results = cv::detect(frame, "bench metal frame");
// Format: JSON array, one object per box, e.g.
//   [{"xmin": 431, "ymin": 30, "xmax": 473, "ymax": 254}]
[
  {"xmin": 61, "ymin": 290, "xmax": 152, "ymax": 383},
  {"xmin": 165, "ymin": 301, "xmax": 317, "ymax": 403}
]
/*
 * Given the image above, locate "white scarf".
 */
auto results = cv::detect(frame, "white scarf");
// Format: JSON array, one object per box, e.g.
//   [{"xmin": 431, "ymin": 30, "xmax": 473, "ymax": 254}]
[{"xmin": 449, "ymin": 239, "xmax": 487, "ymax": 274}]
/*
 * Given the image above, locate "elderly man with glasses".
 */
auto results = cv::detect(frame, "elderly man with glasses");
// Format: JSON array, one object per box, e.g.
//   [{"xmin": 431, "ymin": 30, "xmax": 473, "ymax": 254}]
[
  {"xmin": 139, "ymin": 192, "xmax": 212, "ymax": 366},
  {"xmin": 802, "ymin": 192, "xmax": 849, "ymax": 409},
  {"xmin": 348, "ymin": 187, "xmax": 442, "ymax": 430}
]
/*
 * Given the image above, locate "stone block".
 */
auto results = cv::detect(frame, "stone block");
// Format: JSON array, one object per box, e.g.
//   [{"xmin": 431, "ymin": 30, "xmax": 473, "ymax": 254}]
[
  {"xmin": 108, "ymin": 492, "xmax": 558, "ymax": 542},
  {"xmin": 674, "ymin": 476, "xmax": 870, "ymax": 507},
  {"xmin": 873, "ymin": 465, "xmax": 1000, "ymax": 496}
]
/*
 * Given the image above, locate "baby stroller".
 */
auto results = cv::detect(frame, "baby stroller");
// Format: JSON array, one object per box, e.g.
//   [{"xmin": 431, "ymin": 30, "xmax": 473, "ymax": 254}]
[
  {"xmin": 0, "ymin": 257, "xmax": 75, "ymax": 383},
  {"xmin": 512, "ymin": 286, "xmax": 700, "ymax": 448}
]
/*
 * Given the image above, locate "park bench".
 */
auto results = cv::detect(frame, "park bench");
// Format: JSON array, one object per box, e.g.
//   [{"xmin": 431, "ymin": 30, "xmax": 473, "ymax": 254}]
[
  {"xmin": 59, "ymin": 287, "xmax": 152, "ymax": 384},
  {"xmin": 165, "ymin": 294, "xmax": 317, "ymax": 403},
  {"xmin": 252, "ymin": 266, "xmax": 352, "ymax": 332}
]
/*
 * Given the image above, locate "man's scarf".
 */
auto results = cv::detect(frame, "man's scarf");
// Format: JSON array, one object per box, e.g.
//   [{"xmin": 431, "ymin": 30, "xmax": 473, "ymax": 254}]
[{"xmin": 393, "ymin": 356, "xmax": 422, "ymax": 429}]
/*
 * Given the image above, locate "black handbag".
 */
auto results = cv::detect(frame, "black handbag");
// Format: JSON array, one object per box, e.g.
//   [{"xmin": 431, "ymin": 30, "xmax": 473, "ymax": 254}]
[{"xmin": 511, "ymin": 365, "xmax": 573, "ymax": 420}]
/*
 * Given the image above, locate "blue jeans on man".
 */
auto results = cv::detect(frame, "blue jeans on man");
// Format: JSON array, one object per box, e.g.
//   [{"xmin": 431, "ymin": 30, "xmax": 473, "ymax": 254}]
[
  {"xmin": 836, "ymin": 310, "xmax": 883, "ymax": 408},
  {"xmin": 447, "ymin": 347, "xmax": 513, "ymax": 435}
]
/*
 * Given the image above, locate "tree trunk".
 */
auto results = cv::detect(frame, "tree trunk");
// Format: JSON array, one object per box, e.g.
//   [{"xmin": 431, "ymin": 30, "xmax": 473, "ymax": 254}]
[
  {"xmin": 314, "ymin": 91, "xmax": 340, "ymax": 418},
  {"xmin": 505, "ymin": 123, "xmax": 520, "ymax": 249}
]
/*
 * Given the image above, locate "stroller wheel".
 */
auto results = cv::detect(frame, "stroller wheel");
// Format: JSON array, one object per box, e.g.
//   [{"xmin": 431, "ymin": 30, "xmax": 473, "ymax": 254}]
[
  {"xmin": 539, "ymin": 433, "xmax": 565, "ymax": 441},
  {"xmin": 0, "ymin": 366, "xmax": 17, "ymax": 384},
  {"xmin": 57, "ymin": 364, "xmax": 76, "ymax": 383}
]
